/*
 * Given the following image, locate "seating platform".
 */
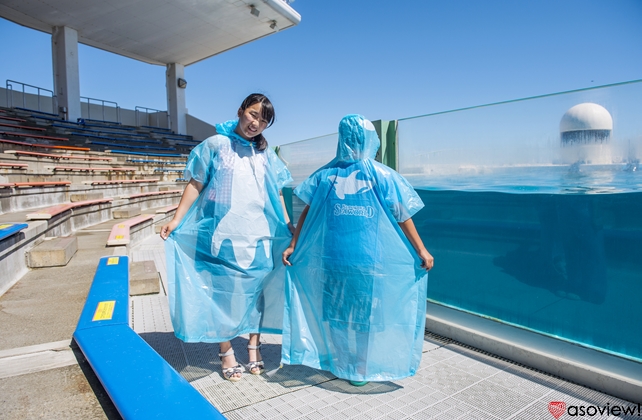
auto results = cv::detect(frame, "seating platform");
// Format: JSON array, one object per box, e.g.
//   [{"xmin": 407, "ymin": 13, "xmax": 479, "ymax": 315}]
[
  {"xmin": 82, "ymin": 178, "xmax": 160, "ymax": 186},
  {"xmin": 26, "ymin": 197, "xmax": 112, "ymax": 220},
  {"xmin": 0, "ymin": 138, "xmax": 89, "ymax": 151},
  {"xmin": 0, "ymin": 222, "xmax": 28, "ymax": 241},
  {"xmin": 0, "ymin": 162, "xmax": 28, "ymax": 169},
  {"xmin": 4, "ymin": 150, "xmax": 113, "ymax": 161},
  {"xmin": 73, "ymin": 256, "xmax": 224, "ymax": 419},
  {"xmin": 51, "ymin": 166, "xmax": 136, "ymax": 172},
  {"xmin": 106, "ymin": 214, "xmax": 156, "ymax": 246},
  {"xmin": 0, "ymin": 131, "xmax": 69, "ymax": 141}
]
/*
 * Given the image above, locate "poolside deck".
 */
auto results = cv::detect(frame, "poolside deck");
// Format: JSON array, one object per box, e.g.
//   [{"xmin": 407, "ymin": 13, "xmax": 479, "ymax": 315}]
[{"xmin": 129, "ymin": 235, "xmax": 638, "ymax": 420}]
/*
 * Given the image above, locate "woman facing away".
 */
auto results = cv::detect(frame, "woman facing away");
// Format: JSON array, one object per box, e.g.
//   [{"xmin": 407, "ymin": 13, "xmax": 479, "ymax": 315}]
[
  {"xmin": 282, "ymin": 114, "xmax": 434, "ymax": 385},
  {"xmin": 160, "ymin": 93, "xmax": 293, "ymax": 382}
]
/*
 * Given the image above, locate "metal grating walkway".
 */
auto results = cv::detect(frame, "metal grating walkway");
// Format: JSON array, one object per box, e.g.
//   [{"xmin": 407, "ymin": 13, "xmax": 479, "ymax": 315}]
[{"xmin": 131, "ymin": 235, "xmax": 637, "ymax": 419}]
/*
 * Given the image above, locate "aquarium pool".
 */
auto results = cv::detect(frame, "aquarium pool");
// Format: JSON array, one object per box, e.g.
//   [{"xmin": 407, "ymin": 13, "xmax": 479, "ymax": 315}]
[{"xmin": 411, "ymin": 164, "xmax": 642, "ymax": 362}]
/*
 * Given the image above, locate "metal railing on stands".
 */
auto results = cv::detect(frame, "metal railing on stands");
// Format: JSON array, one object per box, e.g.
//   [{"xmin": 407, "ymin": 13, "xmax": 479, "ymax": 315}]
[
  {"xmin": 5, "ymin": 80, "xmax": 57, "ymax": 115},
  {"xmin": 80, "ymin": 96, "xmax": 120, "ymax": 123},
  {"xmin": 135, "ymin": 106, "xmax": 168, "ymax": 129}
]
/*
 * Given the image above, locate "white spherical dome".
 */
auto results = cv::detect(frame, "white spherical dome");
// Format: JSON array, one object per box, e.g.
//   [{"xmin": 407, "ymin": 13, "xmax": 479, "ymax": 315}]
[{"xmin": 560, "ymin": 103, "xmax": 613, "ymax": 133}]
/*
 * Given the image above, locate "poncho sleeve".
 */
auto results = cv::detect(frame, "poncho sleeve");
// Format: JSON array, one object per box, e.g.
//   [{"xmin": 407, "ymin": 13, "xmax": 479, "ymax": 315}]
[
  {"xmin": 375, "ymin": 163, "xmax": 424, "ymax": 222},
  {"xmin": 293, "ymin": 170, "xmax": 322, "ymax": 205},
  {"xmin": 267, "ymin": 148, "xmax": 293, "ymax": 190},
  {"xmin": 183, "ymin": 135, "xmax": 222, "ymax": 186}
]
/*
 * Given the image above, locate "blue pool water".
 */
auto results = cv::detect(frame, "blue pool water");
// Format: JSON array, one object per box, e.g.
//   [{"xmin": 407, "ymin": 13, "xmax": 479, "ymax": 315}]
[{"xmin": 410, "ymin": 164, "xmax": 642, "ymax": 361}]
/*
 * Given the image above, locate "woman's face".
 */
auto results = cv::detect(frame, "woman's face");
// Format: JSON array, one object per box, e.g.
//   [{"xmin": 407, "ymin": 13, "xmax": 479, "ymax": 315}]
[{"xmin": 235, "ymin": 102, "xmax": 268, "ymax": 140}]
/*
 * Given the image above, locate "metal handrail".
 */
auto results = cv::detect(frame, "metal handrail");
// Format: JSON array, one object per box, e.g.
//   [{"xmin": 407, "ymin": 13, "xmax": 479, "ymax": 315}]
[
  {"xmin": 80, "ymin": 96, "xmax": 120, "ymax": 123},
  {"xmin": 135, "ymin": 106, "xmax": 168, "ymax": 128},
  {"xmin": 5, "ymin": 80, "xmax": 57, "ymax": 114}
]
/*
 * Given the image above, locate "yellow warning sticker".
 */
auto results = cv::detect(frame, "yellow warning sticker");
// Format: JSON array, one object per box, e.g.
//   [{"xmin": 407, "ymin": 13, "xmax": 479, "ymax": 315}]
[
  {"xmin": 117, "ymin": 224, "xmax": 125, "ymax": 228},
  {"xmin": 0, "ymin": 224, "xmax": 10, "ymax": 230},
  {"xmin": 115, "ymin": 235, "xmax": 124, "ymax": 240},
  {"xmin": 92, "ymin": 301, "xmax": 115, "ymax": 321},
  {"xmin": 107, "ymin": 257, "xmax": 119, "ymax": 265}
]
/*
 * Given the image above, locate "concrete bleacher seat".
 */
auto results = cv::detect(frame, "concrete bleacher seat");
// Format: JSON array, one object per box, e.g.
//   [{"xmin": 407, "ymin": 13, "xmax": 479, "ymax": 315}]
[
  {"xmin": 51, "ymin": 166, "xmax": 136, "ymax": 173},
  {"xmin": 0, "ymin": 130, "xmax": 69, "ymax": 142},
  {"xmin": 108, "ymin": 150, "xmax": 184, "ymax": 158},
  {"xmin": 83, "ymin": 178, "xmax": 160, "ymax": 186},
  {"xmin": 106, "ymin": 214, "xmax": 155, "ymax": 246},
  {"xmin": 0, "ymin": 122, "xmax": 46, "ymax": 131},
  {"xmin": 0, "ymin": 116, "xmax": 27, "ymax": 123},
  {"xmin": 26, "ymin": 197, "xmax": 113, "ymax": 220},
  {"xmin": 0, "ymin": 138, "xmax": 89, "ymax": 151},
  {"xmin": 4, "ymin": 150, "xmax": 114, "ymax": 161},
  {"xmin": 0, "ymin": 162, "xmax": 28, "ymax": 169}
]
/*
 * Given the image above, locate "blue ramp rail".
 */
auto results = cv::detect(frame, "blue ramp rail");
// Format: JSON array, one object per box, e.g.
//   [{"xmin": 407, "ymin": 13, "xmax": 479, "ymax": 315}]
[{"xmin": 74, "ymin": 256, "xmax": 225, "ymax": 420}]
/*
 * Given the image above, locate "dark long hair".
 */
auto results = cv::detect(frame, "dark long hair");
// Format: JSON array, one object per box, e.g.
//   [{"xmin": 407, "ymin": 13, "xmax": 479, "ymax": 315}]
[{"xmin": 239, "ymin": 93, "xmax": 275, "ymax": 151}]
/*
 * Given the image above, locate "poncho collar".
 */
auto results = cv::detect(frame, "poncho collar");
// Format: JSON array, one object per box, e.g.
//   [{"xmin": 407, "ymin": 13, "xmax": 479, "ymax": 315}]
[{"xmin": 215, "ymin": 119, "xmax": 254, "ymax": 147}]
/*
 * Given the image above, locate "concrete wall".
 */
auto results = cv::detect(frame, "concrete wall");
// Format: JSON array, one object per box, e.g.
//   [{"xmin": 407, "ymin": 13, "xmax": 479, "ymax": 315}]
[{"xmin": 186, "ymin": 113, "xmax": 216, "ymax": 142}]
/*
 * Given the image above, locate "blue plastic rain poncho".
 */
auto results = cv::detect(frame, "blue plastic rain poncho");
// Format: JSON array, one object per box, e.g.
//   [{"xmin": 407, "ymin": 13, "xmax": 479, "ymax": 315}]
[
  {"xmin": 282, "ymin": 115, "xmax": 428, "ymax": 382},
  {"xmin": 166, "ymin": 120, "xmax": 292, "ymax": 342}
]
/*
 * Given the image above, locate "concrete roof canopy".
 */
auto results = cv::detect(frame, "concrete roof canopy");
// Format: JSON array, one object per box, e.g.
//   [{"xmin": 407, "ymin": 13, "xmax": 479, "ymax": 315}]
[{"xmin": 0, "ymin": 0, "xmax": 301, "ymax": 66}]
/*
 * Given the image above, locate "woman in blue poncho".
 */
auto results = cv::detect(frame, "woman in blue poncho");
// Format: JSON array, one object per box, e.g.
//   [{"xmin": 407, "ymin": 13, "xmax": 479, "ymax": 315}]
[
  {"xmin": 160, "ymin": 94, "xmax": 293, "ymax": 382},
  {"xmin": 282, "ymin": 114, "xmax": 434, "ymax": 384}
]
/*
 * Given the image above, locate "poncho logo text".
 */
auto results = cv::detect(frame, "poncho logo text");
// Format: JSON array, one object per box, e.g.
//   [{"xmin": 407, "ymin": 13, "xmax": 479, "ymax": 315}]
[{"xmin": 333, "ymin": 203, "xmax": 375, "ymax": 218}]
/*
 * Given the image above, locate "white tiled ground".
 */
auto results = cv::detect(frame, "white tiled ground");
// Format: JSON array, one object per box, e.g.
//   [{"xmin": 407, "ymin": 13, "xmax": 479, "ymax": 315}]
[{"xmin": 130, "ymin": 235, "xmax": 638, "ymax": 420}]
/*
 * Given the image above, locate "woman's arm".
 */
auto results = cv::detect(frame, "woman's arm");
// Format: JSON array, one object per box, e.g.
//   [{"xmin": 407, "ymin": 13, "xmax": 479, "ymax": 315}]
[
  {"xmin": 282, "ymin": 205, "xmax": 310, "ymax": 266},
  {"xmin": 160, "ymin": 179, "xmax": 203, "ymax": 240},
  {"xmin": 399, "ymin": 218, "xmax": 434, "ymax": 271},
  {"xmin": 279, "ymin": 191, "xmax": 295, "ymax": 233}
]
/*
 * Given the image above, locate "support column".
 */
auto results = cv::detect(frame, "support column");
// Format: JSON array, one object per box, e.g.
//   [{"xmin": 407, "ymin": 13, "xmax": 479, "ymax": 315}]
[
  {"xmin": 372, "ymin": 120, "xmax": 398, "ymax": 170},
  {"xmin": 166, "ymin": 63, "xmax": 187, "ymax": 135},
  {"xmin": 52, "ymin": 26, "xmax": 81, "ymax": 122}
]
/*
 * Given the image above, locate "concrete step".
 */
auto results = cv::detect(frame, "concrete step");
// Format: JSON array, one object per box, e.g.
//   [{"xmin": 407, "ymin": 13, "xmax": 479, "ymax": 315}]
[
  {"xmin": 70, "ymin": 192, "xmax": 104, "ymax": 202},
  {"xmin": 129, "ymin": 260, "xmax": 160, "ymax": 295},
  {"xmin": 113, "ymin": 206, "xmax": 141, "ymax": 219},
  {"xmin": 26, "ymin": 236, "xmax": 78, "ymax": 268}
]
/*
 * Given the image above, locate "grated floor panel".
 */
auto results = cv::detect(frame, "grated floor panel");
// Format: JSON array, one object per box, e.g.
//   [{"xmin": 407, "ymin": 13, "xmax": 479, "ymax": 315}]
[{"xmin": 129, "ymin": 235, "xmax": 638, "ymax": 419}]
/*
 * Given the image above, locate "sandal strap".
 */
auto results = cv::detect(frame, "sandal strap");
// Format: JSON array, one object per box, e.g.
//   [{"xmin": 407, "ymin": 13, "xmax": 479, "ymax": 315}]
[
  {"xmin": 218, "ymin": 348, "xmax": 235, "ymax": 358},
  {"xmin": 222, "ymin": 364, "xmax": 244, "ymax": 378},
  {"xmin": 247, "ymin": 344, "xmax": 261, "ymax": 350}
]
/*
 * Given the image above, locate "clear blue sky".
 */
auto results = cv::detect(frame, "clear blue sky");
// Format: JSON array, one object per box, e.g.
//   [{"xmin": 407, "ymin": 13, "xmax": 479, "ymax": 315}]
[{"xmin": 1, "ymin": 0, "xmax": 641, "ymax": 146}]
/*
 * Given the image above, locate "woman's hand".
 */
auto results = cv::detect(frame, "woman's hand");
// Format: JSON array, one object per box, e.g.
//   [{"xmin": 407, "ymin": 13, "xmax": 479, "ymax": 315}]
[
  {"xmin": 160, "ymin": 219, "xmax": 179, "ymax": 240},
  {"xmin": 419, "ymin": 249, "xmax": 434, "ymax": 271},
  {"xmin": 282, "ymin": 245, "xmax": 295, "ymax": 266}
]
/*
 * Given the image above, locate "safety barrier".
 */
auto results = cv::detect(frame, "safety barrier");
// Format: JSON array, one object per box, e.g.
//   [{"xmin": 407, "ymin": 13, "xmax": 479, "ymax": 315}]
[{"xmin": 73, "ymin": 256, "xmax": 224, "ymax": 419}]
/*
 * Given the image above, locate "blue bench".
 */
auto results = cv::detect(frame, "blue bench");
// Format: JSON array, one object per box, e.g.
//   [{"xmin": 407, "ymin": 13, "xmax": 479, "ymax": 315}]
[
  {"xmin": 0, "ymin": 222, "xmax": 28, "ymax": 241},
  {"xmin": 73, "ymin": 256, "xmax": 225, "ymax": 420}
]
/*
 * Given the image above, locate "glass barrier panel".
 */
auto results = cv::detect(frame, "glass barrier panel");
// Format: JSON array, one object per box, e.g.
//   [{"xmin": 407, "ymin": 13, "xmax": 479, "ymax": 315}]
[
  {"xmin": 278, "ymin": 133, "xmax": 337, "ymax": 185},
  {"xmin": 398, "ymin": 81, "xmax": 642, "ymax": 362}
]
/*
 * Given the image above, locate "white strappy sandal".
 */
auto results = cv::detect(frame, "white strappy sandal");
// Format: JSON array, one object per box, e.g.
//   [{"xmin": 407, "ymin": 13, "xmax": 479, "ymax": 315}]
[
  {"xmin": 219, "ymin": 348, "xmax": 244, "ymax": 382},
  {"xmin": 247, "ymin": 344, "xmax": 265, "ymax": 375}
]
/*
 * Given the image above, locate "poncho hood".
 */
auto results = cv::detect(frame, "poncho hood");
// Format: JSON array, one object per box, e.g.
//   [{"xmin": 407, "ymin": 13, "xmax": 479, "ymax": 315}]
[{"xmin": 336, "ymin": 114, "xmax": 380, "ymax": 162}]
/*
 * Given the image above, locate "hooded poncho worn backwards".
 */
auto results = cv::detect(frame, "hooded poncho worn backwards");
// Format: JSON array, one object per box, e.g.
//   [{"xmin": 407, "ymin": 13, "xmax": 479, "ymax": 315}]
[
  {"xmin": 166, "ymin": 119, "xmax": 292, "ymax": 342},
  {"xmin": 281, "ymin": 114, "xmax": 428, "ymax": 382}
]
